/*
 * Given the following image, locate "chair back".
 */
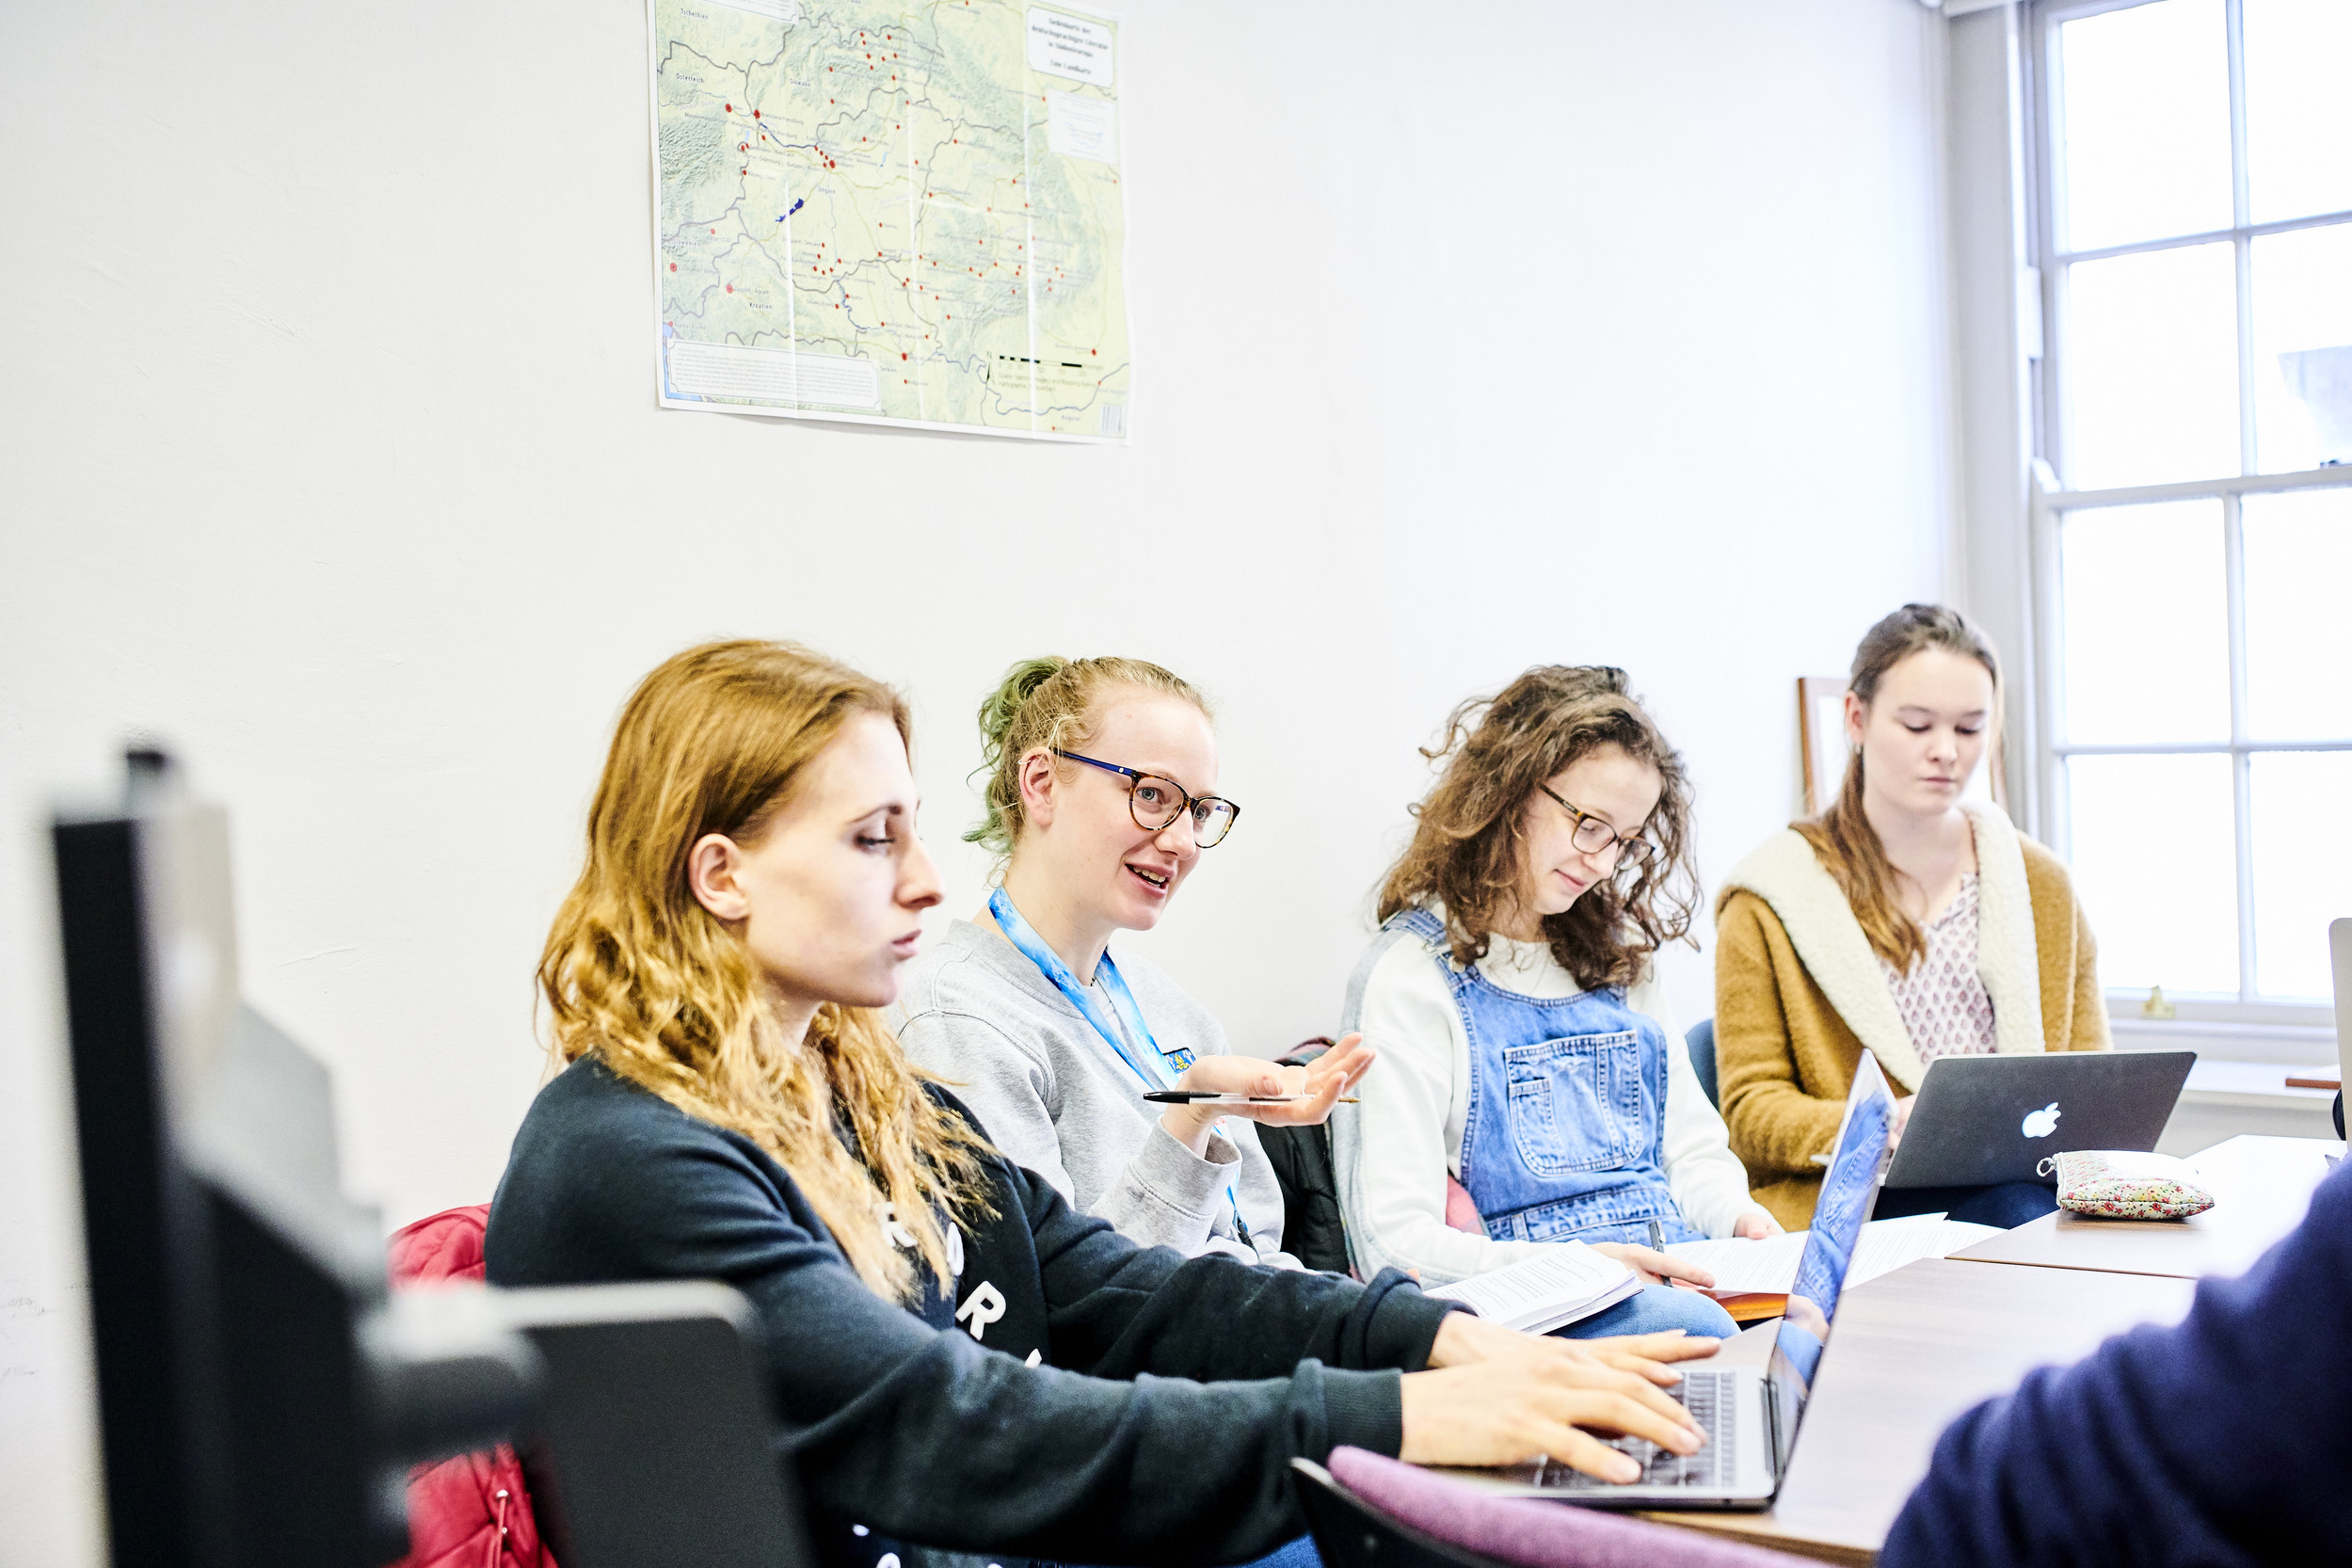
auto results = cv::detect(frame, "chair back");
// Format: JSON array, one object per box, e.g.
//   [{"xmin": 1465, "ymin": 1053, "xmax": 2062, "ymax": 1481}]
[
  {"xmin": 1256, "ymin": 1039, "xmax": 1353, "ymax": 1273},
  {"xmin": 1686, "ymin": 1018, "xmax": 1720, "ymax": 1110},
  {"xmin": 1291, "ymin": 1458, "xmax": 1493, "ymax": 1568},
  {"xmin": 1307, "ymin": 1448, "xmax": 1816, "ymax": 1568}
]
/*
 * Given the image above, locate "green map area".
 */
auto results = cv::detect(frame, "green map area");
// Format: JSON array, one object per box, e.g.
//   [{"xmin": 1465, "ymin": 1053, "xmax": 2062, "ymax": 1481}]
[{"xmin": 652, "ymin": 0, "xmax": 1129, "ymax": 440}]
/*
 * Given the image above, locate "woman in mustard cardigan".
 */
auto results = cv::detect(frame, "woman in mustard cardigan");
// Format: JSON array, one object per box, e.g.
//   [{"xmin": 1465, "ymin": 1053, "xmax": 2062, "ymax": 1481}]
[{"xmin": 1714, "ymin": 606, "xmax": 2107, "ymax": 1232}]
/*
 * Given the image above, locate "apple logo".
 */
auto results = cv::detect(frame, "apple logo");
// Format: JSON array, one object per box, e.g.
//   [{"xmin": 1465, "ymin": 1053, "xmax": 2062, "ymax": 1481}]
[{"xmin": 2022, "ymin": 1101, "xmax": 2062, "ymax": 1139}]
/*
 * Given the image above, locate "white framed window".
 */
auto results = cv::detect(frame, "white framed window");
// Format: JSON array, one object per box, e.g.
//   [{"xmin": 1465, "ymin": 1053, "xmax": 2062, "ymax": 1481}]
[{"xmin": 2027, "ymin": 0, "xmax": 2352, "ymax": 1032}]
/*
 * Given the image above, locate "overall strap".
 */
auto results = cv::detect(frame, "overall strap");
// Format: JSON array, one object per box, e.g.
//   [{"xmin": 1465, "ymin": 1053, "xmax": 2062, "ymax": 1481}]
[{"xmin": 1384, "ymin": 906, "xmax": 1471, "ymax": 995}]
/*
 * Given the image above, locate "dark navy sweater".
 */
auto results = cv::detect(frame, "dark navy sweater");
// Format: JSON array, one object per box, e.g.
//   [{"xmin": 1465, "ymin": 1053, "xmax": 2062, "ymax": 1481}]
[
  {"xmin": 1882, "ymin": 1155, "xmax": 2352, "ymax": 1567},
  {"xmin": 485, "ymin": 1059, "xmax": 1460, "ymax": 1568}
]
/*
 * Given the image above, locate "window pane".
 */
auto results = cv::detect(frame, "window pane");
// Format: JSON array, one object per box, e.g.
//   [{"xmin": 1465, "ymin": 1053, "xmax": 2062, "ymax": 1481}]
[
  {"xmin": 2069, "ymin": 753, "xmax": 2238, "ymax": 996},
  {"xmin": 2056, "ymin": 0, "xmax": 2232, "ymax": 252},
  {"xmin": 2244, "ymin": 0, "xmax": 2352, "ymax": 225},
  {"xmin": 2242, "ymin": 487, "xmax": 2352, "ymax": 740},
  {"xmin": 2060, "ymin": 499, "xmax": 2230, "ymax": 744},
  {"xmin": 2065, "ymin": 243, "xmax": 2240, "ymax": 488},
  {"xmin": 2248, "ymin": 751, "xmax": 2352, "ymax": 1000},
  {"xmin": 2249, "ymin": 223, "xmax": 2352, "ymax": 472}
]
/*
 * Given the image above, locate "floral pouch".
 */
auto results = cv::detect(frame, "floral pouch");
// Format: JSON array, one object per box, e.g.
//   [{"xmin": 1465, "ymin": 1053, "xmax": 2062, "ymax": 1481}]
[{"xmin": 2038, "ymin": 1149, "xmax": 2215, "ymax": 1221}]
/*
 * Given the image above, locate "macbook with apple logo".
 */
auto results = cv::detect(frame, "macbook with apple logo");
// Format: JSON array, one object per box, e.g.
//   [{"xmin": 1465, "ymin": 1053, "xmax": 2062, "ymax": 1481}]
[{"xmin": 1880, "ymin": 1049, "xmax": 2197, "ymax": 1191}]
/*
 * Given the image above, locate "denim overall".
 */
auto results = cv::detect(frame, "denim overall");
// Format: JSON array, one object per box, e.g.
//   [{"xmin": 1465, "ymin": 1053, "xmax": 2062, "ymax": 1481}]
[{"xmin": 1384, "ymin": 907, "xmax": 1701, "ymax": 1249}]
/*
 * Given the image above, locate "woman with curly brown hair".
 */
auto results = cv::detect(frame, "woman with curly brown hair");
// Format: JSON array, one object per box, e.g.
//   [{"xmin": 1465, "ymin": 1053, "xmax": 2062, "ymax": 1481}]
[{"xmin": 1332, "ymin": 667, "xmax": 1774, "ymax": 1336}]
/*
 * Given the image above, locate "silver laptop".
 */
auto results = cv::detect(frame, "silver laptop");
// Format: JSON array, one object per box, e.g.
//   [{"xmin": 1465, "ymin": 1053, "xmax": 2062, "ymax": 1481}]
[
  {"xmin": 2330, "ymin": 919, "xmax": 2350, "ymax": 1140},
  {"xmin": 1881, "ymin": 1050, "xmax": 2195, "ymax": 1191},
  {"xmin": 1433, "ymin": 1056, "xmax": 1898, "ymax": 1509}
]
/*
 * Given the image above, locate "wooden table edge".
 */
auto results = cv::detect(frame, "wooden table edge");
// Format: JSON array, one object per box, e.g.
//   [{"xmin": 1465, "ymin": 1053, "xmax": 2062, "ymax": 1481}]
[
  {"xmin": 1941, "ymin": 1248, "xmax": 2202, "ymax": 1278},
  {"xmin": 1637, "ymin": 1507, "xmax": 1878, "ymax": 1566}
]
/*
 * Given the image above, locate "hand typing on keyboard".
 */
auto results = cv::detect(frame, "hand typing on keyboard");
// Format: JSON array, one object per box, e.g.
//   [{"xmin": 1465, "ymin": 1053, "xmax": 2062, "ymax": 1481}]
[
  {"xmin": 1400, "ymin": 1329, "xmax": 1710, "ymax": 1483},
  {"xmin": 1535, "ymin": 1371, "xmax": 1736, "ymax": 1489}
]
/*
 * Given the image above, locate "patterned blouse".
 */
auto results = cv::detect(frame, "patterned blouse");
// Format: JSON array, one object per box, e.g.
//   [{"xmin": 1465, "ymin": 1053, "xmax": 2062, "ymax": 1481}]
[{"xmin": 1882, "ymin": 872, "xmax": 1998, "ymax": 1063}]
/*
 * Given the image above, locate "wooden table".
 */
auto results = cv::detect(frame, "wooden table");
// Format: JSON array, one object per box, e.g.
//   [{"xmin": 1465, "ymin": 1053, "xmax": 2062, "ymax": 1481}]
[
  {"xmin": 1639, "ymin": 1258, "xmax": 2195, "ymax": 1565},
  {"xmin": 1946, "ymin": 1134, "xmax": 2342, "ymax": 1281}
]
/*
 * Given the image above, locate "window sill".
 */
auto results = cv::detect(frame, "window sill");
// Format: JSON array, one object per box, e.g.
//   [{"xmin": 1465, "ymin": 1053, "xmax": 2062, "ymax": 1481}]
[
  {"xmin": 2179, "ymin": 1059, "xmax": 2339, "ymax": 1106},
  {"xmin": 2111, "ymin": 1015, "xmax": 2336, "ymax": 1069}
]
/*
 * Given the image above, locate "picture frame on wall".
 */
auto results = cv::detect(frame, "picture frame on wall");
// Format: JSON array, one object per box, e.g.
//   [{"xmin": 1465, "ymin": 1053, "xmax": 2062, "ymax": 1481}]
[
  {"xmin": 1797, "ymin": 675, "xmax": 2005, "ymax": 819},
  {"xmin": 1798, "ymin": 677, "xmax": 1849, "ymax": 818}
]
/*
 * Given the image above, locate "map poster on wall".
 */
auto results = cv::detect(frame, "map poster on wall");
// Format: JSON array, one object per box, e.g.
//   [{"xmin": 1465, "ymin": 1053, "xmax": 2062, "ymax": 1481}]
[{"xmin": 649, "ymin": 0, "xmax": 1130, "ymax": 441}]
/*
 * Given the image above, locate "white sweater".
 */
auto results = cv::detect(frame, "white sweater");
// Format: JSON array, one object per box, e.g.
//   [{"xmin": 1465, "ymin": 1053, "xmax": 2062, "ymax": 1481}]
[{"xmin": 1336, "ymin": 926, "xmax": 1769, "ymax": 1286}]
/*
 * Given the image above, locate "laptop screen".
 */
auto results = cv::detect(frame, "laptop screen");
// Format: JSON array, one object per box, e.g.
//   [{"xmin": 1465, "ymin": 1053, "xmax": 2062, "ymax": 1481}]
[{"xmin": 1766, "ymin": 1055, "xmax": 1896, "ymax": 1469}]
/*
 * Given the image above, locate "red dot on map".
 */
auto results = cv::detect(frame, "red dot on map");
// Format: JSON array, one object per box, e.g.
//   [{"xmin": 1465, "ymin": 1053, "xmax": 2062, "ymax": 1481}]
[
  {"xmin": 725, "ymin": 284, "xmax": 733, "ymax": 293},
  {"xmin": 752, "ymin": 109, "xmax": 760, "ymax": 119},
  {"xmin": 725, "ymin": 104, "xmax": 732, "ymax": 111}
]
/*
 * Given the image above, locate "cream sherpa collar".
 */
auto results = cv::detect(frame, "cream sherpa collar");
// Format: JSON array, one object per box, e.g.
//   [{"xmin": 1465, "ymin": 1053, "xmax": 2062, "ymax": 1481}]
[{"xmin": 1718, "ymin": 801, "xmax": 2045, "ymax": 1091}]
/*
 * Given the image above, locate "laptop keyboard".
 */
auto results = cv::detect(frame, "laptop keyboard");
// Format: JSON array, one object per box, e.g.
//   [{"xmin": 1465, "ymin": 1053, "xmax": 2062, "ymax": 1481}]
[{"xmin": 1531, "ymin": 1369, "xmax": 1735, "ymax": 1491}]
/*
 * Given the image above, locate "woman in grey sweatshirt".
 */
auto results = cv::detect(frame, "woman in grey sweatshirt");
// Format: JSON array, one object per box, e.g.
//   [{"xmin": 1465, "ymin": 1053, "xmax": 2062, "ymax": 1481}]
[{"xmin": 894, "ymin": 654, "xmax": 1370, "ymax": 1267}]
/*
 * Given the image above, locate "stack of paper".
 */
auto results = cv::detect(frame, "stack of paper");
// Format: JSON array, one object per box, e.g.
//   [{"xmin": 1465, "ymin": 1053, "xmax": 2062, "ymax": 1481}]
[
  {"xmin": 1664, "ymin": 1213, "xmax": 2004, "ymax": 1295},
  {"xmin": 1425, "ymin": 1242, "xmax": 1642, "ymax": 1335}
]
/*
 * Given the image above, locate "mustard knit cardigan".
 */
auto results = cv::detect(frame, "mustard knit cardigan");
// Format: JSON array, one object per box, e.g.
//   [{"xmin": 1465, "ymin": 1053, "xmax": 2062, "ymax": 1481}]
[{"xmin": 1713, "ymin": 802, "xmax": 2108, "ymax": 1231}]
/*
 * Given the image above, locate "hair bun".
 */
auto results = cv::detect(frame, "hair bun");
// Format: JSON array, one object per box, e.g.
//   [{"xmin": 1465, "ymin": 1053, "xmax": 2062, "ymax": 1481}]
[{"xmin": 976, "ymin": 655, "xmax": 1070, "ymax": 760}]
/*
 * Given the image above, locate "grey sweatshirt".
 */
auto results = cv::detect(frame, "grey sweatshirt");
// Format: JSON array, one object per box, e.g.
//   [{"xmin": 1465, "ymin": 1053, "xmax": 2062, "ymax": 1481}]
[{"xmin": 891, "ymin": 918, "xmax": 1291, "ymax": 1265}]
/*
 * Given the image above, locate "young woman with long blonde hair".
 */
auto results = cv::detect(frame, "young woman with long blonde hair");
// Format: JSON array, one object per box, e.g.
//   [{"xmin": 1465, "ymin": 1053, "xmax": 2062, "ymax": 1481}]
[{"xmin": 487, "ymin": 639, "xmax": 1721, "ymax": 1568}]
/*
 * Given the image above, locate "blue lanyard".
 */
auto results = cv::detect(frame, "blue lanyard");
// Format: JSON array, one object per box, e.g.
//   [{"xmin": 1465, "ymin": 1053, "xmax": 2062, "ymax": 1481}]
[
  {"xmin": 987, "ymin": 888, "xmax": 1196, "ymax": 1084},
  {"xmin": 986, "ymin": 889, "xmax": 1251, "ymax": 1246}
]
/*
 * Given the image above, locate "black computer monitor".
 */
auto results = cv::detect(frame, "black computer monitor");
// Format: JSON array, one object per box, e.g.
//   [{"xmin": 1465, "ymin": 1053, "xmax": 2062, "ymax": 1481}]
[
  {"xmin": 52, "ymin": 752, "xmax": 536, "ymax": 1568},
  {"xmin": 53, "ymin": 750, "xmax": 816, "ymax": 1568}
]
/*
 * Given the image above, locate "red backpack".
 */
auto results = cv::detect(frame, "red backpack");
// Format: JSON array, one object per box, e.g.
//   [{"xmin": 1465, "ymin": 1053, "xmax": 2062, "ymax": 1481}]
[{"xmin": 385, "ymin": 1207, "xmax": 558, "ymax": 1568}]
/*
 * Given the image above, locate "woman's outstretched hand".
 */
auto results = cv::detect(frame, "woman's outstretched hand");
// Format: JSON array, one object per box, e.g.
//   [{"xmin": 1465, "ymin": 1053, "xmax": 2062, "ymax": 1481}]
[{"xmin": 1156, "ymin": 1034, "xmax": 1375, "ymax": 1153}]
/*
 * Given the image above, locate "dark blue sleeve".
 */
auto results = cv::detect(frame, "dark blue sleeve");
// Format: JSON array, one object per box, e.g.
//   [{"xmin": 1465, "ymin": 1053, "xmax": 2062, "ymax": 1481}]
[{"xmin": 1881, "ymin": 1159, "xmax": 2352, "ymax": 1568}]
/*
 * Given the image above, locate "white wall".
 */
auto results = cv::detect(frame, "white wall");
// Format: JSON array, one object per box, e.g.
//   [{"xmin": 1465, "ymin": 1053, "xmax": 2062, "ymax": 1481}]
[{"xmin": 0, "ymin": 2, "xmax": 1950, "ymax": 1561}]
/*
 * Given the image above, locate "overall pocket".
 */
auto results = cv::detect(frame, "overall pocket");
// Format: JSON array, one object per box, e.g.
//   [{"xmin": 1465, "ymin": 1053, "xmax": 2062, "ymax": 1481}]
[{"xmin": 1501, "ymin": 1031, "xmax": 1644, "ymax": 1176}]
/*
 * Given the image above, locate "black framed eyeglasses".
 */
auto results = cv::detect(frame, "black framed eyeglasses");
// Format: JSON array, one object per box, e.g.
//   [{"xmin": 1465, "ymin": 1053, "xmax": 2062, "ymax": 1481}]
[
  {"xmin": 1052, "ymin": 748, "xmax": 1240, "ymax": 848},
  {"xmin": 1536, "ymin": 782, "xmax": 1654, "ymax": 864}
]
